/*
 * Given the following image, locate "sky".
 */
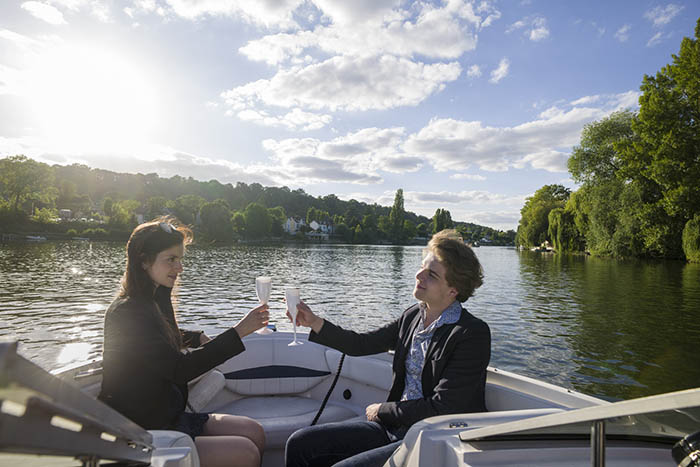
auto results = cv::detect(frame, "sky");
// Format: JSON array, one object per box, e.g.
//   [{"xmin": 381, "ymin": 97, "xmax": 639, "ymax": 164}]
[{"xmin": 1, "ymin": 1, "xmax": 698, "ymax": 231}]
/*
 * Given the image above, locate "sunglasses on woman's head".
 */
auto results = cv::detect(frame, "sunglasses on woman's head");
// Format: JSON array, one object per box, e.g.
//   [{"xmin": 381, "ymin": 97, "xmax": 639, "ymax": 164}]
[{"xmin": 159, "ymin": 222, "xmax": 175, "ymax": 234}]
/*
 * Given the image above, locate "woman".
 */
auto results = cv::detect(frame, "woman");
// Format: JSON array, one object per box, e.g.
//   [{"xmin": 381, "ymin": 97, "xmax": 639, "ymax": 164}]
[{"xmin": 99, "ymin": 216, "xmax": 268, "ymax": 467}]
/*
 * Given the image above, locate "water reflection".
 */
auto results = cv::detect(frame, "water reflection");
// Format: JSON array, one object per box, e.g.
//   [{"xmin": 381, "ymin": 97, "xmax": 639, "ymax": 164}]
[
  {"xmin": 1, "ymin": 241, "xmax": 699, "ymax": 400},
  {"xmin": 503, "ymin": 251, "xmax": 700, "ymax": 400}
]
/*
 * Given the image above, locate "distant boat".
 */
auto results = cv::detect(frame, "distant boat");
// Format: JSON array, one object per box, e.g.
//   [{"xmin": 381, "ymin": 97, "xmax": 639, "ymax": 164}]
[{"xmin": 24, "ymin": 235, "xmax": 46, "ymax": 242}]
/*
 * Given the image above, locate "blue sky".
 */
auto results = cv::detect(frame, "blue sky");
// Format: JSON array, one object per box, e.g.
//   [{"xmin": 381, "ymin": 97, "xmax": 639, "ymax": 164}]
[{"xmin": 1, "ymin": 1, "xmax": 698, "ymax": 230}]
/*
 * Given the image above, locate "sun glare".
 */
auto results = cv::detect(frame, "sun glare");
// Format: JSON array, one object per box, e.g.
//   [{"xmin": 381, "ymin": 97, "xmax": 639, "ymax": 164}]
[{"xmin": 27, "ymin": 43, "xmax": 158, "ymax": 153}]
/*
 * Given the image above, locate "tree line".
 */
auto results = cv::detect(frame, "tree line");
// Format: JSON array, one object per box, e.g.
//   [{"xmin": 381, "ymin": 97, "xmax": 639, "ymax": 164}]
[
  {"xmin": 516, "ymin": 19, "xmax": 700, "ymax": 262},
  {"xmin": 0, "ymin": 157, "xmax": 515, "ymax": 246}
]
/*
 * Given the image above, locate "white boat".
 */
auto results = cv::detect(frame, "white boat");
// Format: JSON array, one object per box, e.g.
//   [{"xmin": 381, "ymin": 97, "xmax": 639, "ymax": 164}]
[{"xmin": 1, "ymin": 333, "xmax": 698, "ymax": 467}]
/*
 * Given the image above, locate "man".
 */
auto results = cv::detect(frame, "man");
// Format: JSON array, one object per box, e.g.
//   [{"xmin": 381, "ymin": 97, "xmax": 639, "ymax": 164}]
[{"xmin": 286, "ymin": 229, "xmax": 491, "ymax": 467}]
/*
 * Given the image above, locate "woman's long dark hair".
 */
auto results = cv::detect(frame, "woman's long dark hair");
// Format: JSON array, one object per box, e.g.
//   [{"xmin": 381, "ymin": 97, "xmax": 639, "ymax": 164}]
[{"xmin": 120, "ymin": 215, "xmax": 193, "ymax": 349}]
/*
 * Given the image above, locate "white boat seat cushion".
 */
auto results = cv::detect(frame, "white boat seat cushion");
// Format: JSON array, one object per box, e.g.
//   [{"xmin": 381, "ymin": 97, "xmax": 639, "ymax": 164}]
[
  {"xmin": 187, "ymin": 369, "xmax": 226, "ymax": 412},
  {"xmin": 218, "ymin": 396, "xmax": 360, "ymax": 448},
  {"xmin": 217, "ymin": 338, "xmax": 332, "ymax": 395},
  {"xmin": 149, "ymin": 430, "xmax": 200, "ymax": 467}
]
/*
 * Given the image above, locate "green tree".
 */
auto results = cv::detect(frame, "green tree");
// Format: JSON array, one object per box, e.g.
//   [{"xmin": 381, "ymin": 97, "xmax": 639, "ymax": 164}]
[
  {"xmin": 388, "ymin": 189, "xmax": 405, "ymax": 244},
  {"xmin": 403, "ymin": 220, "xmax": 416, "ymax": 240},
  {"xmin": 244, "ymin": 202, "xmax": 271, "ymax": 239},
  {"xmin": 353, "ymin": 224, "xmax": 364, "ymax": 244},
  {"xmin": 200, "ymin": 199, "xmax": 233, "ymax": 243},
  {"xmin": 547, "ymin": 208, "xmax": 583, "ymax": 252},
  {"xmin": 103, "ymin": 197, "xmax": 114, "ymax": 218},
  {"xmin": 378, "ymin": 215, "xmax": 391, "ymax": 239},
  {"xmin": 432, "ymin": 208, "xmax": 453, "ymax": 233},
  {"xmin": 682, "ymin": 214, "xmax": 700, "ymax": 263},
  {"xmin": 416, "ymin": 222, "xmax": 428, "ymax": 237},
  {"xmin": 516, "ymin": 184, "xmax": 570, "ymax": 248},
  {"xmin": 617, "ymin": 19, "xmax": 700, "ymax": 257},
  {"xmin": 568, "ymin": 111, "xmax": 636, "ymax": 184},
  {"xmin": 268, "ymin": 206, "xmax": 286, "ymax": 236},
  {"xmin": 31, "ymin": 207, "xmax": 58, "ymax": 224},
  {"xmin": 108, "ymin": 200, "xmax": 140, "ymax": 232},
  {"xmin": 232, "ymin": 211, "xmax": 246, "ymax": 237},
  {"xmin": 565, "ymin": 111, "xmax": 645, "ymax": 257},
  {"xmin": 57, "ymin": 180, "xmax": 78, "ymax": 208},
  {"xmin": 361, "ymin": 213, "xmax": 377, "ymax": 242},
  {"xmin": 169, "ymin": 195, "xmax": 206, "ymax": 225},
  {"xmin": 333, "ymin": 223, "xmax": 351, "ymax": 242},
  {"xmin": 145, "ymin": 196, "xmax": 168, "ymax": 221},
  {"xmin": 306, "ymin": 206, "xmax": 318, "ymax": 225},
  {"xmin": 0, "ymin": 155, "xmax": 54, "ymax": 214}
]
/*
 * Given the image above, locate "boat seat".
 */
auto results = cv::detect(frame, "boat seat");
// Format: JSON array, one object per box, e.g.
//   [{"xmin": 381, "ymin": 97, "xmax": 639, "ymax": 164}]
[
  {"xmin": 187, "ymin": 369, "xmax": 226, "ymax": 412},
  {"xmin": 217, "ymin": 396, "xmax": 360, "ymax": 448},
  {"xmin": 212, "ymin": 337, "xmax": 370, "ymax": 449},
  {"xmin": 149, "ymin": 430, "xmax": 200, "ymax": 467}
]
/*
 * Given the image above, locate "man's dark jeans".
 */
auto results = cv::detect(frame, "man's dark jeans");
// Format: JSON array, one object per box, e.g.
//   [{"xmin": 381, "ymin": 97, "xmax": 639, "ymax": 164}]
[{"xmin": 285, "ymin": 420, "xmax": 402, "ymax": 467}]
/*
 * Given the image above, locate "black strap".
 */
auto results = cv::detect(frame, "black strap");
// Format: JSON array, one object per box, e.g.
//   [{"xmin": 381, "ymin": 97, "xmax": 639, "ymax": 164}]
[{"xmin": 311, "ymin": 353, "xmax": 346, "ymax": 426}]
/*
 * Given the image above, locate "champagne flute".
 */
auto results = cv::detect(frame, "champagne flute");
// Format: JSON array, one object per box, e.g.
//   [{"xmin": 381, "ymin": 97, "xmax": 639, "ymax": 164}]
[
  {"xmin": 285, "ymin": 287, "xmax": 303, "ymax": 346},
  {"xmin": 255, "ymin": 276, "xmax": 273, "ymax": 334}
]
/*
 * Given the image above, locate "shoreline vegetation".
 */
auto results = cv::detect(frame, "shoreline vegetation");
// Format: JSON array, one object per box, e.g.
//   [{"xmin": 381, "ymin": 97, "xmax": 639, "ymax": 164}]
[
  {"xmin": 515, "ymin": 19, "xmax": 700, "ymax": 263},
  {"xmin": 0, "ymin": 161, "xmax": 515, "ymax": 247}
]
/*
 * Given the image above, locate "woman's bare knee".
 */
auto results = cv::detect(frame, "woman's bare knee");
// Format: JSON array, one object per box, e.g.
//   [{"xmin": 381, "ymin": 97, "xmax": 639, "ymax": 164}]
[
  {"xmin": 246, "ymin": 418, "xmax": 265, "ymax": 453},
  {"xmin": 236, "ymin": 438, "xmax": 261, "ymax": 467},
  {"xmin": 204, "ymin": 414, "xmax": 265, "ymax": 453},
  {"xmin": 195, "ymin": 436, "xmax": 260, "ymax": 467}
]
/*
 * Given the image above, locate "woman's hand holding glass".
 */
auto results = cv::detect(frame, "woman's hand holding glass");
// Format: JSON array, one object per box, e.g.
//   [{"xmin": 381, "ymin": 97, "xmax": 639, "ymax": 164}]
[
  {"xmin": 234, "ymin": 303, "xmax": 270, "ymax": 338},
  {"xmin": 255, "ymin": 276, "xmax": 273, "ymax": 334}
]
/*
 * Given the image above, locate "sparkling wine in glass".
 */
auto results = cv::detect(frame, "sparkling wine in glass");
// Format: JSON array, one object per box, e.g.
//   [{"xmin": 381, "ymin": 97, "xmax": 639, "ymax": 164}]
[
  {"xmin": 255, "ymin": 276, "xmax": 273, "ymax": 334},
  {"xmin": 285, "ymin": 287, "xmax": 303, "ymax": 346}
]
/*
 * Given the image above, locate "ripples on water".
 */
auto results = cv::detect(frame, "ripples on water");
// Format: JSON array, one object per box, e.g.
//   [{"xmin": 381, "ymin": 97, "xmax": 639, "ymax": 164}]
[{"xmin": 1, "ymin": 241, "xmax": 699, "ymax": 400}]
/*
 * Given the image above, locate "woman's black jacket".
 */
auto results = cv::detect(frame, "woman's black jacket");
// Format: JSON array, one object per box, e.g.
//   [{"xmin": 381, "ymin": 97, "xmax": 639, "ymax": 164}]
[{"xmin": 98, "ymin": 286, "xmax": 244, "ymax": 429}]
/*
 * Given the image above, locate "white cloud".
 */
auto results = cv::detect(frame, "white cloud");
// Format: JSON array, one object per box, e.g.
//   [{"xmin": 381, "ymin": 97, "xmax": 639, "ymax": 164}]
[
  {"xmin": 506, "ymin": 16, "xmax": 549, "ymax": 41},
  {"xmin": 21, "ymin": 2, "xmax": 67, "ymax": 25},
  {"xmin": 236, "ymin": 107, "xmax": 332, "ymax": 131},
  {"xmin": 529, "ymin": 17, "xmax": 549, "ymax": 41},
  {"xmin": 450, "ymin": 173, "xmax": 486, "ymax": 181},
  {"xmin": 260, "ymin": 127, "xmax": 418, "ymax": 184},
  {"xmin": 506, "ymin": 20, "xmax": 526, "ymax": 33},
  {"xmin": 402, "ymin": 91, "xmax": 640, "ymax": 174},
  {"xmin": 162, "ymin": 0, "xmax": 304, "ymax": 28},
  {"xmin": 467, "ymin": 64, "xmax": 482, "ymax": 78},
  {"xmin": 239, "ymin": 0, "xmax": 498, "ymax": 65},
  {"xmin": 614, "ymin": 24, "xmax": 631, "ymax": 42},
  {"xmin": 0, "ymin": 29, "xmax": 64, "ymax": 95},
  {"xmin": 570, "ymin": 95, "xmax": 600, "ymax": 106},
  {"xmin": 312, "ymin": 0, "xmax": 400, "ymax": 25},
  {"xmin": 44, "ymin": 0, "xmax": 112, "ymax": 21},
  {"xmin": 223, "ymin": 55, "xmax": 462, "ymax": 114},
  {"xmin": 489, "ymin": 58, "xmax": 509, "ymax": 83},
  {"xmin": 591, "ymin": 22, "xmax": 605, "ymax": 38},
  {"xmin": 647, "ymin": 31, "xmax": 669, "ymax": 47},
  {"xmin": 404, "ymin": 189, "xmax": 514, "ymax": 204},
  {"xmin": 644, "ymin": 4, "xmax": 684, "ymax": 28},
  {"xmin": 466, "ymin": 210, "xmax": 521, "ymax": 230}
]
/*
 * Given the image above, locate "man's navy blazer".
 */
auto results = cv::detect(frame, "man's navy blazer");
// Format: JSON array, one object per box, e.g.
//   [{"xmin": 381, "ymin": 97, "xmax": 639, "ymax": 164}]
[{"xmin": 308, "ymin": 303, "xmax": 491, "ymax": 429}]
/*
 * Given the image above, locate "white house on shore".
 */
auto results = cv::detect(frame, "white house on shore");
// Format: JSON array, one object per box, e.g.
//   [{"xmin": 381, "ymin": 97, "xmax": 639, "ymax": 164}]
[
  {"xmin": 284, "ymin": 217, "xmax": 306, "ymax": 235},
  {"xmin": 309, "ymin": 220, "xmax": 333, "ymax": 234},
  {"xmin": 284, "ymin": 218, "xmax": 333, "ymax": 238}
]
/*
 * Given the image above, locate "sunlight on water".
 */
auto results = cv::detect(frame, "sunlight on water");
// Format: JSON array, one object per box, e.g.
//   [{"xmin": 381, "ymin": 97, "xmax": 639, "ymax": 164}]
[{"xmin": 56, "ymin": 342, "xmax": 93, "ymax": 366}]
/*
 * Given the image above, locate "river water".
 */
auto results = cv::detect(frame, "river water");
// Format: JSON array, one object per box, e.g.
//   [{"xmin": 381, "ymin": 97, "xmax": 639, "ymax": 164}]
[{"xmin": 1, "ymin": 241, "xmax": 699, "ymax": 401}]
